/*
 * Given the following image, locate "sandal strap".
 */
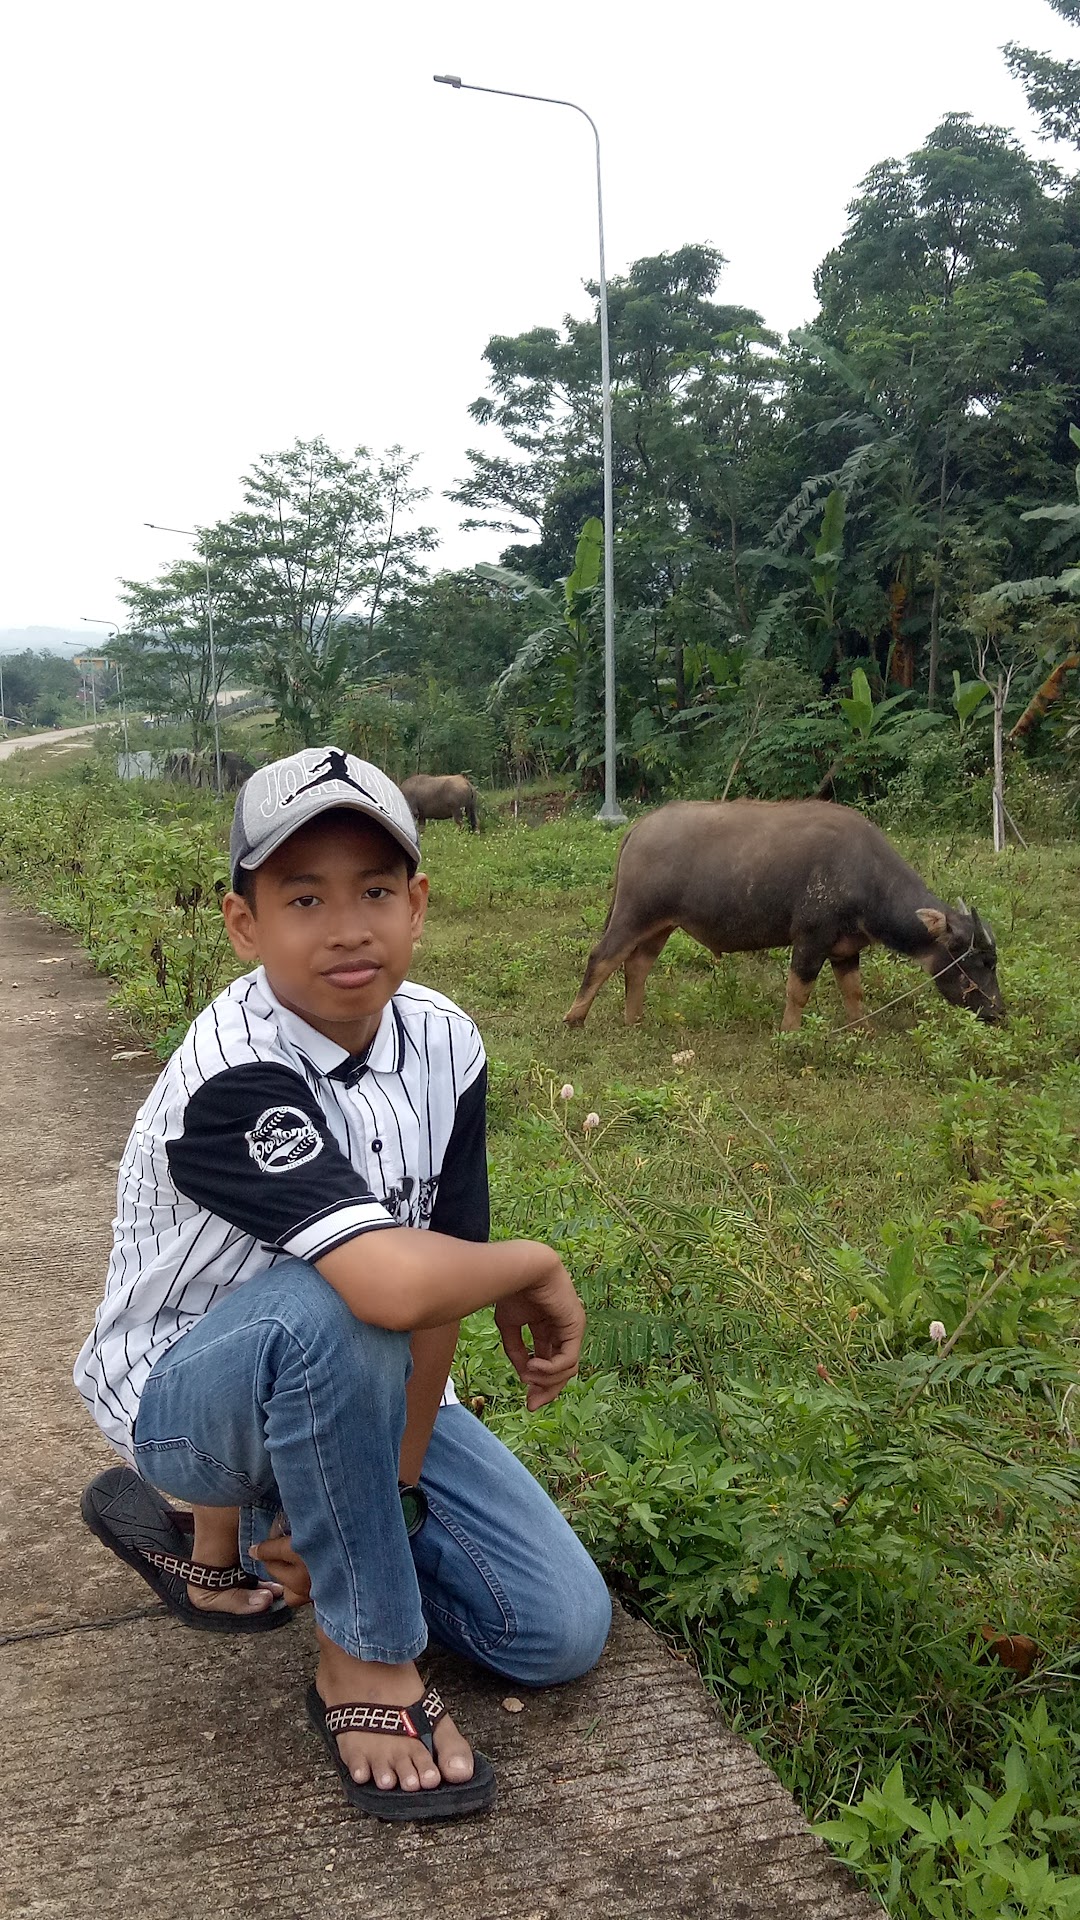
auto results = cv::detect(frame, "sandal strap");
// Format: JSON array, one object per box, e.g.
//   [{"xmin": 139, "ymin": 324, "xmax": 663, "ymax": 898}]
[
  {"xmin": 139, "ymin": 1548, "xmax": 259, "ymax": 1592},
  {"xmin": 323, "ymin": 1687, "xmax": 446, "ymax": 1749}
]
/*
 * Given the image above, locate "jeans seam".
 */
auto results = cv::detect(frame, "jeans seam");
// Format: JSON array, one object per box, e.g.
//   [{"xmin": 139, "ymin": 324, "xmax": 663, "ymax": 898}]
[
  {"xmin": 297, "ymin": 1332, "xmax": 370, "ymax": 1654},
  {"xmin": 421, "ymin": 1496, "xmax": 517, "ymax": 1651},
  {"xmin": 132, "ymin": 1435, "xmax": 263, "ymax": 1498},
  {"xmin": 255, "ymin": 1300, "xmax": 421, "ymax": 1657}
]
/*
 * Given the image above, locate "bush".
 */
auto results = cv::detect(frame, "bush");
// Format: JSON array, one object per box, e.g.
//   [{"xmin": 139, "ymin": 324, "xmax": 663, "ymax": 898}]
[{"xmin": 340, "ymin": 686, "xmax": 497, "ymax": 786}]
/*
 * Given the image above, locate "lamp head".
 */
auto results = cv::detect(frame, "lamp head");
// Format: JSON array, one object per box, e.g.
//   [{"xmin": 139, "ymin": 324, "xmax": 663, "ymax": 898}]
[{"xmin": 433, "ymin": 73, "xmax": 462, "ymax": 87}]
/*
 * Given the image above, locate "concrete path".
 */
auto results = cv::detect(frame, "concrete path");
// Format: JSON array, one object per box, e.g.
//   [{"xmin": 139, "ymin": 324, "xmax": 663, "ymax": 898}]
[
  {"xmin": 0, "ymin": 722, "xmax": 97, "ymax": 761},
  {"xmin": 0, "ymin": 895, "xmax": 879, "ymax": 1920}
]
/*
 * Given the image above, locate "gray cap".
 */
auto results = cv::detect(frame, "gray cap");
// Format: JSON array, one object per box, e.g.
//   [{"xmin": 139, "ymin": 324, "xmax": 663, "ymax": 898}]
[{"xmin": 230, "ymin": 747, "xmax": 420, "ymax": 889}]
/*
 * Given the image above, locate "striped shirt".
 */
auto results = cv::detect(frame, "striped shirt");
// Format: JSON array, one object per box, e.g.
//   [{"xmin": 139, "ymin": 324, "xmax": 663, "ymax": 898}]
[{"xmin": 74, "ymin": 966, "xmax": 488, "ymax": 1463}]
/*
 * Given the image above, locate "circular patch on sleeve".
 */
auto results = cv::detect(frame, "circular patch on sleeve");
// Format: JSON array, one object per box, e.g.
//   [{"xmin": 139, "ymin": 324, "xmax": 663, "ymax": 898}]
[{"xmin": 245, "ymin": 1106, "xmax": 325, "ymax": 1174}]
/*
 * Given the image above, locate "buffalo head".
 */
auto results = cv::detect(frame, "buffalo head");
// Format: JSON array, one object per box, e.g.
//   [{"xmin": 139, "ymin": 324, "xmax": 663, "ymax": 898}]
[{"xmin": 914, "ymin": 901, "xmax": 1005, "ymax": 1023}]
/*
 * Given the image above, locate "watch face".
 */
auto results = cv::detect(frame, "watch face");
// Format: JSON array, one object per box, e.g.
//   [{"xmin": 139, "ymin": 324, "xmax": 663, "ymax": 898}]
[{"xmin": 399, "ymin": 1483, "xmax": 428, "ymax": 1538}]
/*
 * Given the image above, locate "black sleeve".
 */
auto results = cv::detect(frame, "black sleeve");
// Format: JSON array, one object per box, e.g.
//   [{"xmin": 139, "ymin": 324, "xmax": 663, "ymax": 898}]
[
  {"xmin": 429, "ymin": 1065, "xmax": 489, "ymax": 1243},
  {"xmin": 166, "ymin": 1062, "xmax": 397, "ymax": 1259}
]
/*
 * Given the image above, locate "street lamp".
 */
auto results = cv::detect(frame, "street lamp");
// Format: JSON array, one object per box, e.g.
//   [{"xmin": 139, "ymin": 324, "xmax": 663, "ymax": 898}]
[
  {"xmin": 81, "ymin": 618, "xmax": 129, "ymax": 753},
  {"xmin": 434, "ymin": 73, "xmax": 626, "ymax": 825},
  {"xmin": 145, "ymin": 522, "xmax": 223, "ymax": 796}
]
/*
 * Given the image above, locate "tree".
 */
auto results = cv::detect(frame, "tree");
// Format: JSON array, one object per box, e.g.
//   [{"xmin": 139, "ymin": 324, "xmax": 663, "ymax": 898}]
[
  {"xmin": 118, "ymin": 553, "xmax": 250, "ymax": 751},
  {"xmin": 452, "ymin": 246, "xmax": 784, "ymax": 770},
  {"xmin": 479, "ymin": 518, "xmax": 605, "ymax": 778},
  {"xmin": 976, "ymin": 421, "xmax": 1080, "ymax": 740},
  {"xmin": 1005, "ymin": 0, "xmax": 1080, "ymax": 149},
  {"xmin": 373, "ymin": 569, "xmax": 531, "ymax": 700},
  {"xmin": 222, "ymin": 438, "xmax": 436, "ymax": 744},
  {"xmin": 789, "ymin": 116, "xmax": 1079, "ymax": 703},
  {"xmin": 0, "ymin": 650, "xmax": 80, "ymax": 727}
]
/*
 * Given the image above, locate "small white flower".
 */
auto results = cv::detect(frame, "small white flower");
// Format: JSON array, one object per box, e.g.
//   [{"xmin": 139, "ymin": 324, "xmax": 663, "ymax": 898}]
[
  {"xmin": 929, "ymin": 1321, "xmax": 947, "ymax": 1344},
  {"xmin": 559, "ymin": 1083, "xmax": 575, "ymax": 1101},
  {"xmin": 671, "ymin": 1048, "xmax": 696, "ymax": 1067},
  {"xmin": 582, "ymin": 1111, "xmax": 600, "ymax": 1132}
]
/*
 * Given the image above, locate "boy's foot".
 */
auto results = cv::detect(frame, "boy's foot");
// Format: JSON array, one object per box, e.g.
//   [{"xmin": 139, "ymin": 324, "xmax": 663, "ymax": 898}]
[
  {"xmin": 315, "ymin": 1635, "xmax": 475, "ymax": 1793},
  {"xmin": 185, "ymin": 1579, "xmax": 281, "ymax": 1618},
  {"xmin": 188, "ymin": 1504, "xmax": 283, "ymax": 1619},
  {"xmin": 80, "ymin": 1469, "xmax": 293, "ymax": 1634}
]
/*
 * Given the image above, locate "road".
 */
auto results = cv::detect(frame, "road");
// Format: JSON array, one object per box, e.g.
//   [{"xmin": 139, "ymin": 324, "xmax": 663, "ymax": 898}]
[{"xmin": 0, "ymin": 722, "xmax": 97, "ymax": 761}]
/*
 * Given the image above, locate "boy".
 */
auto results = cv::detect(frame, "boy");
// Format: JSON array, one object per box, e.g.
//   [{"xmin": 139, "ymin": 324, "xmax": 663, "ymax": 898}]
[{"xmin": 75, "ymin": 747, "xmax": 610, "ymax": 1821}]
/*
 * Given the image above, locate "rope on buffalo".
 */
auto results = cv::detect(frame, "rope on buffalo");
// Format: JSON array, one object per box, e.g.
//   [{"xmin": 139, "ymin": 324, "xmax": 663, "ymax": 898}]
[{"xmin": 821, "ymin": 938, "xmax": 981, "ymax": 1039}]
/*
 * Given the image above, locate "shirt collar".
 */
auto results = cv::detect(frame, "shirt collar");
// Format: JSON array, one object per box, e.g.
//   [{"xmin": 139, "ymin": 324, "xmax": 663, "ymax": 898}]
[{"xmin": 257, "ymin": 969, "xmax": 404, "ymax": 1081}]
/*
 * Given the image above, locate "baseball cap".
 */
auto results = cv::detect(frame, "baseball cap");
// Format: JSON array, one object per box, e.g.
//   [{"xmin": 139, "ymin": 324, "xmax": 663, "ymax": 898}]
[{"xmin": 230, "ymin": 747, "xmax": 420, "ymax": 889}]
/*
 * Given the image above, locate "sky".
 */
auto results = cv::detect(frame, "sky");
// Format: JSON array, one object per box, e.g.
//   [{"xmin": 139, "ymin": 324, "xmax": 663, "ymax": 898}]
[{"xmin": 1, "ymin": 0, "xmax": 1076, "ymax": 638}]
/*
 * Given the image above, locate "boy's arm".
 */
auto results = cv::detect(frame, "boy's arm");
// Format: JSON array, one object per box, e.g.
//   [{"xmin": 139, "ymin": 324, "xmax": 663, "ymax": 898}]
[
  {"xmin": 316, "ymin": 1229, "xmax": 583, "ymax": 1409},
  {"xmin": 400, "ymin": 1321, "xmax": 460, "ymax": 1483}
]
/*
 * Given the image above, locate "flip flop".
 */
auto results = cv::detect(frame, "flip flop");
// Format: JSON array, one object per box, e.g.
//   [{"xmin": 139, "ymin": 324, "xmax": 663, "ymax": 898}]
[
  {"xmin": 81, "ymin": 1465, "xmax": 292, "ymax": 1633},
  {"xmin": 306, "ymin": 1684, "xmax": 497, "ymax": 1821}
]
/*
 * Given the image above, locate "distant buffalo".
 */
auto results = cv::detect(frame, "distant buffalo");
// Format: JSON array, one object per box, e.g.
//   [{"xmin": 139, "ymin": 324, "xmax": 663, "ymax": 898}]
[
  {"xmin": 164, "ymin": 749, "xmax": 254, "ymax": 793},
  {"xmin": 400, "ymin": 773, "xmax": 478, "ymax": 832},
  {"xmin": 565, "ymin": 798, "xmax": 1004, "ymax": 1033}
]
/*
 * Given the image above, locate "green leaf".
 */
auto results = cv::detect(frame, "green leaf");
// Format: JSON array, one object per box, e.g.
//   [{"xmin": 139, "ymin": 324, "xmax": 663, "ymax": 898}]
[
  {"xmin": 839, "ymin": 666, "xmax": 874, "ymax": 738},
  {"xmin": 1020, "ymin": 503, "xmax": 1080, "ymax": 525},
  {"xmin": 979, "ymin": 1785, "xmax": 1022, "ymax": 1847},
  {"xmin": 564, "ymin": 517, "xmax": 604, "ymax": 625},
  {"xmin": 815, "ymin": 488, "xmax": 846, "ymax": 562},
  {"xmin": 952, "ymin": 673, "xmax": 992, "ymax": 728}
]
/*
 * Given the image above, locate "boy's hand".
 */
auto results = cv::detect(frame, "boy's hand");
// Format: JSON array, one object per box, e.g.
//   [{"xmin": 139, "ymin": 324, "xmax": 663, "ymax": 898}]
[
  {"xmin": 251, "ymin": 1533, "xmax": 313, "ymax": 1609},
  {"xmin": 494, "ymin": 1257, "xmax": 585, "ymax": 1410}
]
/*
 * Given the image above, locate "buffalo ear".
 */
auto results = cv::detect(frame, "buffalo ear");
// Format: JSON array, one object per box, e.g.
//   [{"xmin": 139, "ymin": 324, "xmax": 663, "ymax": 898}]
[{"xmin": 916, "ymin": 907, "xmax": 948, "ymax": 941}]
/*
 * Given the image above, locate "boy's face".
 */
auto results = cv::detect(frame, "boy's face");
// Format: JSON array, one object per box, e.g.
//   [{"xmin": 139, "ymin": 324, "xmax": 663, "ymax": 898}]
[{"xmin": 223, "ymin": 811, "xmax": 428, "ymax": 1053}]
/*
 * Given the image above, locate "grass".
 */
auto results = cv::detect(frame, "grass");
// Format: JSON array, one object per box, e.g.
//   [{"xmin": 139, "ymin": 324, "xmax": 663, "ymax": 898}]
[
  {"xmin": 1, "ymin": 771, "xmax": 1079, "ymax": 1914},
  {"xmin": 415, "ymin": 813, "xmax": 1078, "ymax": 1232}
]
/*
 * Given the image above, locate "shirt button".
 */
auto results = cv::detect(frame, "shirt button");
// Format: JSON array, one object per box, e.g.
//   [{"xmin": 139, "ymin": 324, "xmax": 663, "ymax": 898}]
[{"xmin": 371, "ymin": 1139, "xmax": 383, "ymax": 1153}]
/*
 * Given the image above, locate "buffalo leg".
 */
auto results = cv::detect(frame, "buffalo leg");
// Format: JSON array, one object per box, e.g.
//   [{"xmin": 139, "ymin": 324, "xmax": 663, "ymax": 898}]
[
  {"xmin": 623, "ymin": 928, "xmax": 673, "ymax": 1026},
  {"xmin": 564, "ymin": 921, "xmax": 667, "ymax": 1027},
  {"xmin": 830, "ymin": 954, "xmax": 867, "ymax": 1029},
  {"xmin": 782, "ymin": 944, "xmax": 826, "ymax": 1031}
]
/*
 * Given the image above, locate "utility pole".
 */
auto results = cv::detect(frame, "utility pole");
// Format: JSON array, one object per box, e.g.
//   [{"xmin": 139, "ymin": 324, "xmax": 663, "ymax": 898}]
[
  {"xmin": 144, "ymin": 522, "xmax": 223, "ymax": 795},
  {"xmin": 435, "ymin": 73, "xmax": 626, "ymax": 825}
]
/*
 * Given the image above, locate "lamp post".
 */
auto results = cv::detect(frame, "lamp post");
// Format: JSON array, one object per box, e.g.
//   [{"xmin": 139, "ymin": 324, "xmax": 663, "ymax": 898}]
[
  {"xmin": 81, "ymin": 618, "xmax": 129, "ymax": 753},
  {"xmin": 434, "ymin": 73, "xmax": 626, "ymax": 825},
  {"xmin": 145, "ymin": 522, "xmax": 223, "ymax": 796}
]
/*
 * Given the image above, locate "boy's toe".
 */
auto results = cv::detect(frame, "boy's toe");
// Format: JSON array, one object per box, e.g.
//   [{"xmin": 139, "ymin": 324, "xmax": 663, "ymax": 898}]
[{"xmin": 435, "ymin": 1721, "xmax": 475, "ymax": 1782}]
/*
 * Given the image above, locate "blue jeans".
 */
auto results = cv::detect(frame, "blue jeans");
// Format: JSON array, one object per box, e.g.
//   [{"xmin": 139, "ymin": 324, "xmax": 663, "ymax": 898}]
[{"xmin": 132, "ymin": 1259, "xmax": 611, "ymax": 1678}]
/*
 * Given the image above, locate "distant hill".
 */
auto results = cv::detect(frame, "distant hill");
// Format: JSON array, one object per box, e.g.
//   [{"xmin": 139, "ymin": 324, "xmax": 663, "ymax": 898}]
[{"xmin": 0, "ymin": 627, "xmax": 96, "ymax": 655}]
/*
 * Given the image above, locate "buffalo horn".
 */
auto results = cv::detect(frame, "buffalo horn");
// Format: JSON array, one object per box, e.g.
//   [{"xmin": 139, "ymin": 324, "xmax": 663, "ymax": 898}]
[
  {"xmin": 970, "ymin": 905, "xmax": 993, "ymax": 953},
  {"xmin": 957, "ymin": 897, "xmax": 970, "ymax": 917}
]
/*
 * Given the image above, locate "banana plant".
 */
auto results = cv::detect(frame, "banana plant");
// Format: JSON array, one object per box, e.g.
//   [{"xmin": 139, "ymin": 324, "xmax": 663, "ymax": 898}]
[
  {"xmin": 951, "ymin": 669, "xmax": 991, "ymax": 739},
  {"xmin": 810, "ymin": 488, "xmax": 846, "ymax": 636},
  {"xmin": 479, "ymin": 519, "xmax": 606, "ymax": 769},
  {"xmin": 838, "ymin": 666, "xmax": 914, "ymax": 741}
]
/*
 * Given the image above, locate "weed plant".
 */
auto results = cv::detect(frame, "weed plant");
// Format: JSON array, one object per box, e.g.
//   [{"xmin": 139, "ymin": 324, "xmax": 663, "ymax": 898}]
[{"xmin": 2, "ymin": 767, "xmax": 1079, "ymax": 1915}]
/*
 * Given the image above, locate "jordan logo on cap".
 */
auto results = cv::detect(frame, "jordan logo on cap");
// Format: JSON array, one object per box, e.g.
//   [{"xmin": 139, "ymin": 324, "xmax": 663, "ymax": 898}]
[{"xmin": 280, "ymin": 750, "xmax": 381, "ymax": 808}]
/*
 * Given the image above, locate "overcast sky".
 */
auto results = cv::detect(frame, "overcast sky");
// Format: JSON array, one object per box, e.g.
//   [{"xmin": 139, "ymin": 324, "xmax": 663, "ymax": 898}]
[{"xmin": 1, "ymin": 0, "xmax": 1075, "ymax": 636}]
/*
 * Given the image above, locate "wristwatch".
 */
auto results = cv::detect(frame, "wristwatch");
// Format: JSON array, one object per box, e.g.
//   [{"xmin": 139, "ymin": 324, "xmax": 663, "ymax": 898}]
[{"xmin": 398, "ymin": 1482, "xmax": 428, "ymax": 1537}]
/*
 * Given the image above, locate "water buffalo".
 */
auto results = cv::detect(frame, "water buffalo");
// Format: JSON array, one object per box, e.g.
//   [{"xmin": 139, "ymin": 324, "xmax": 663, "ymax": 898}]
[
  {"xmin": 564, "ymin": 799, "xmax": 1004, "ymax": 1032},
  {"xmin": 400, "ymin": 772, "xmax": 478, "ymax": 831},
  {"xmin": 163, "ymin": 748, "xmax": 254, "ymax": 792}
]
